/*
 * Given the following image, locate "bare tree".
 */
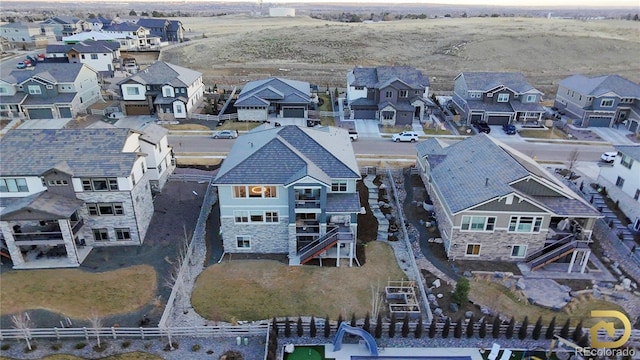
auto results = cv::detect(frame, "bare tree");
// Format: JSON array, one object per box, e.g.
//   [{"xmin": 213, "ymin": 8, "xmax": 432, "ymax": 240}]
[
  {"xmin": 568, "ymin": 148, "xmax": 579, "ymax": 171},
  {"xmin": 370, "ymin": 281, "xmax": 383, "ymax": 321},
  {"xmin": 11, "ymin": 312, "xmax": 33, "ymax": 351},
  {"xmin": 164, "ymin": 225, "xmax": 192, "ymax": 315},
  {"xmin": 89, "ymin": 310, "xmax": 103, "ymax": 348}
]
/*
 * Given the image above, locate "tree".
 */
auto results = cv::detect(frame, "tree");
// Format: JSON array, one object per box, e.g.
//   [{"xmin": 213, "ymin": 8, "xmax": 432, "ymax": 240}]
[
  {"xmin": 363, "ymin": 313, "xmax": 371, "ymax": 335},
  {"xmin": 532, "ymin": 316, "xmax": 542, "ymax": 340},
  {"xmin": 466, "ymin": 316, "xmax": 475, "ymax": 338},
  {"xmin": 451, "ymin": 277, "xmax": 470, "ymax": 305},
  {"xmin": 572, "ymin": 320, "xmax": 583, "ymax": 342},
  {"xmin": 479, "ymin": 318, "xmax": 487, "ymax": 338},
  {"xmin": 389, "ymin": 313, "xmax": 396, "ymax": 338},
  {"xmin": 415, "ymin": 317, "xmax": 423, "ymax": 339},
  {"xmin": 518, "ymin": 316, "xmax": 529, "ymax": 340},
  {"xmin": 492, "ymin": 316, "xmax": 501, "ymax": 339},
  {"xmin": 428, "ymin": 320, "xmax": 436, "ymax": 338},
  {"xmin": 545, "ymin": 316, "xmax": 557, "ymax": 340},
  {"xmin": 401, "ymin": 315, "xmax": 410, "ymax": 337},
  {"xmin": 336, "ymin": 314, "xmax": 343, "ymax": 332},
  {"xmin": 271, "ymin": 317, "xmax": 278, "ymax": 336},
  {"xmin": 11, "ymin": 312, "xmax": 33, "ymax": 351},
  {"xmin": 442, "ymin": 317, "xmax": 450, "ymax": 338},
  {"xmin": 568, "ymin": 148, "xmax": 579, "ymax": 171},
  {"xmin": 129, "ymin": 10, "xmax": 137, "ymax": 16},
  {"xmin": 324, "ymin": 315, "xmax": 331, "ymax": 338},
  {"xmin": 560, "ymin": 319, "xmax": 570, "ymax": 339},
  {"xmin": 334, "ymin": 87, "xmax": 339, "ymax": 99},
  {"xmin": 297, "ymin": 316, "xmax": 303, "ymax": 337},
  {"xmin": 374, "ymin": 313, "xmax": 382, "ymax": 339},
  {"xmin": 454, "ymin": 318, "xmax": 462, "ymax": 338},
  {"xmin": 578, "ymin": 333, "xmax": 590, "ymax": 348},
  {"xmin": 284, "ymin": 317, "xmax": 291, "ymax": 338},
  {"xmin": 89, "ymin": 310, "xmax": 104, "ymax": 349},
  {"xmin": 505, "ymin": 317, "xmax": 515, "ymax": 339},
  {"xmin": 141, "ymin": 11, "xmax": 149, "ymax": 16},
  {"xmin": 350, "ymin": 313, "xmax": 357, "ymax": 328},
  {"xmin": 310, "ymin": 316, "xmax": 317, "ymax": 338}
]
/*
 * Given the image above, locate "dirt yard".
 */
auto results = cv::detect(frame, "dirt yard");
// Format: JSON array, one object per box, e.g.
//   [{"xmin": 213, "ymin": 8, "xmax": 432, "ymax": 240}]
[{"xmin": 166, "ymin": 15, "xmax": 640, "ymax": 95}]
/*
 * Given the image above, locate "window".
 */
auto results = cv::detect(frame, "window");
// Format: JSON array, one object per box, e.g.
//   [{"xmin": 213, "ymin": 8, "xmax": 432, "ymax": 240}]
[
  {"xmin": 0, "ymin": 178, "xmax": 29, "ymax": 192},
  {"xmin": 525, "ymin": 94, "xmax": 536, "ymax": 103},
  {"xmin": 249, "ymin": 211, "xmax": 264, "ymax": 222},
  {"xmin": 399, "ymin": 90, "xmax": 408, "ymax": 98},
  {"xmin": 460, "ymin": 216, "xmax": 496, "ymax": 231},
  {"xmin": 90, "ymin": 54, "xmax": 98, "ymax": 60},
  {"xmin": 236, "ymin": 235, "xmax": 251, "ymax": 249},
  {"xmin": 511, "ymin": 245, "xmax": 527, "ymax": 258},
  {"xmin": 620, "ymin": 98, "xmax": 633, "ymax": 104},
  {"xmin": 615, "ymin": 176, "xmax": 625, "ymax": 188},
  {"xmin": 81, "ymin": 178, "xmax": 119, "ymax": 191},
  {"xmin": 508, "ymin": 216, "xmax": 543, "ymax": 233},
  {"xmin": 93, "ymin": 228, "xmax": 109, "ymax": 241},
  {"xmin": 331, "ymin": 180, "xmax": 348, "ymax": 192},
  {"xmin": 141, "ymin": 162, "xmax": 146, "ymax": 174},
  {"xmin": 115, "ymin": 228, "xmax": 131, "ymax": 240},
  {"xmin": 354, "ymin": 86, "xmax": 364, "ymax": 90},
  {"xmin": 233, "ymin": 185, "xmax": 277, "ymax": 198},
  {"xmin": 382, "ymin": 113, "xmax": 393, "ymax": 120},
  {"xmin": 234, "ymin": 211, "xmax": 249, "ymax": 223},
  {"xmin": 601, "ymin": 99, "xmax": 614, "ymax": 107},
  {"xmin": 634, "ymin": 189, "xmax": 640, "ymax": 201},
  {"xmin": 126, "ymin": 87, "xmax": 140, "ymax": 96},
  {"xmin": 28, "ymin": 85, "xmax": 42, "ymax": 95},
  {"xmin": 176, "ymin": 105, "xmax": 183, "ymax": 114},
  {"xmin": 233, "ymin": 186, "xmax": 247, "ymax": 198},
  {"xmin": 47, "ymin": 179, "xmax": 69, "ymax": 186},
  {"xmin": 81, "ymin": 54, "xmax": 85, "ymax": 59},
  {"xmin": 86, "ymin": 203, "xmax": 124, "ymax": 216},
  {"xmin": 497, "ymin": 93, "xmax": 510, "ymax": 102},
  {"xmin": 265, "ymin": 211, "xmax": 279, "ymax": 223},
  {"xmin": 466, "ymin": 244, "xmax": 481, "ymax": 256},
  {"xmin": 620, "ymin": 154, "xmax": 634, "ymax": 169},
  {"xmin": 385, "ymin": 91, "xmax": 392, "ymax": 98}
]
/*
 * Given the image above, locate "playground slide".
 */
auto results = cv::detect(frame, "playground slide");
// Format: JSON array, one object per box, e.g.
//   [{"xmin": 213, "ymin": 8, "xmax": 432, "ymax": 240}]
[
  {"xmin": 332, "ymin": 323, "xmax": 378, "ymax": 356},
  {"xmin": 0, "ymin": 251, "xmax": 10, "ymax": 260}
]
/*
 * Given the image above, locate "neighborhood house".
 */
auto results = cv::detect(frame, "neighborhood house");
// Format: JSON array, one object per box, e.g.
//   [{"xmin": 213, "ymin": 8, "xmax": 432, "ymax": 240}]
[{"xmin": 235, "ymin": 77, "xmax": 312, "ymax": 124}]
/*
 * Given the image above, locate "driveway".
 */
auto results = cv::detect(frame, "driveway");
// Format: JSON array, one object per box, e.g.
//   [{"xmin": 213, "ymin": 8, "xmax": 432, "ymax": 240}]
[
  {"xmin": 355, "ymin": 119, "xmax": 381, "ymax": 138},
  {"xmin": 590, "ymin": 127, "xmax": 636, "ymax": 145}
]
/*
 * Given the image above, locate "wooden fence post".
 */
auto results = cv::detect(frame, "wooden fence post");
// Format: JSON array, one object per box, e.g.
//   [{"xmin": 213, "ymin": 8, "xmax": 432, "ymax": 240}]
[{"xmin": 111, "ymin": 327, "xmax": 117, "ymax": 340}]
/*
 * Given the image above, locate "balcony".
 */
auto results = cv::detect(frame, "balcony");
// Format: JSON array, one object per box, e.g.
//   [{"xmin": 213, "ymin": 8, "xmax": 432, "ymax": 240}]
[{"xmin": 294, "ymin": 199, "xmax": 321, "ymax": 209}]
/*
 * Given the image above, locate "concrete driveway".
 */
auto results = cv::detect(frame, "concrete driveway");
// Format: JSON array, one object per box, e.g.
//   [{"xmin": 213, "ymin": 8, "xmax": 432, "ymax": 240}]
[
  {"xmin": 591, "ymin": 127, "xmax": 636, "ymax": 145},
  {"xmin": 354, "ymin": 119, "xmax": 381, "ymax": 138}
]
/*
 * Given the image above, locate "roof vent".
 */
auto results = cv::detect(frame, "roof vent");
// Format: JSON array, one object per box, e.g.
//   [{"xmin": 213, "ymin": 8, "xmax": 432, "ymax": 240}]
[{"xmin": 485, "ymin": 177, "xmax": 489, "ymax": 187}]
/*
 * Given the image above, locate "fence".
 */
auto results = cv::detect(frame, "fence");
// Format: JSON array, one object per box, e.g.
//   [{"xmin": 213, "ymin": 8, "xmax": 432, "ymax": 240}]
[
  {"xmin": 189, "ymin": 113, "xmax": 238, "ymax": 122},
  {"xmin": 168, "ymin": 174, "xmax": 215, "ymax": 183}
]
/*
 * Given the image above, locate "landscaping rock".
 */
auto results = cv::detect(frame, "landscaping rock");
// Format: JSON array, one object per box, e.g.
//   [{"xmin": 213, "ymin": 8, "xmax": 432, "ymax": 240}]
[
  {"xmin": 601, "ymin": 256, "xmax": 611, "ymax": 263},
  {"xmin": 427, "ymin": 294, "xmax": 436, "ymax": 302},
  {"xmin": 465, "ymin": 311, "xmax": 474, "ymax": 318},
  {"xmin": 494, "ymin": 272, "xmax": 504, "ymax": 278},
  {"xmin": 450, "ymin": 303, "xmax": 459, "ymax": 313},
  {"xmin": 622, "ymin": 278, "xmax": 631, "ymax": 291},
  {"xmin": 614, "ymin": 284, "xmax": 624, "ymax": 291},
  {"xmin": 434, "ymin": 308, "xmax": 443, "ymax": 316},
  {"xmin": 432, "ymin": 279, "xmax": 441, "ymax": 288},
  {"xmin": 463, "ymin": 271, "xmax": 472, "ymax": 278},
  {"xmin": 559, "ymin": 285, "xmax": 572, "ymax": 292},
  {"xmin": 481, "ymin": 307, "xmax": 491, "ymax": 315},
  {"xmin": 516, "ymin": 279, "xmax": 526, "ymax": 290},
  {"xmin": 527, "ymin": 297, "xmax": 536, "ymax": 305},
  {"xmin": 436, "ymin": 293, "xmax": 444, "ymax": 299}
]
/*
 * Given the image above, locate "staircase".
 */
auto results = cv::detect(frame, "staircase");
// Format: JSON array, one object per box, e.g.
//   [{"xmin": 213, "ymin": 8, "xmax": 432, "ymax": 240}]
[
  {"xmin": 526, "ymin": 237, "xmax": 589, "ymax": 271},
  {"xmin": 297, "ymin": 227, "xmax": 353, "ymax": 265}
]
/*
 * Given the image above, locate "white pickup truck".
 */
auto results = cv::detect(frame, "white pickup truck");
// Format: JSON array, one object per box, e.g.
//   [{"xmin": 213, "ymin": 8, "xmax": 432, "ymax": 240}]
[{"xmin": 348, "ymin": 130, "xmax": 358, "ymax": 141}]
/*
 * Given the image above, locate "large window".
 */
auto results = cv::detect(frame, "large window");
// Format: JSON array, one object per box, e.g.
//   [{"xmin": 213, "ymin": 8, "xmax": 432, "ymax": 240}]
[
  {"xmin": 27, "ymin": 85, "xmax": 41, "ymax": 95},
  {"xmin": 600, "ymin": 99, "xmax": 614, "ymax": 107},
  {"xmin": 86, "ymin": 203, "xmax": 124, "ymax": 216},
  {"xmin": 265, "ymin": 211, "xmax": 279, "ymax": 223},
  {"xmin": 511, "ymin": 245, "xmax": 527, "ymax": 258},
  {"xmin": 232, "ymin": 185, "xmax": 277, "ymax": 198},
  {"xmin": 115, "ymin": 228, "xmax": 131, "ymax": 241},
  {"xmin": 236, "ymin": 235, "xmax": 251, "ymax": 249},
  {"xmin": 466, "ymin": 244, "xmax": 481, "ymax": 256},
  {"xmin": 399, "ymin": 90, "xmax": 408, "ymax": 98},
  {"xmin": 126, "ymin": 87, "xmax": 140, "ymax": 96},
  {"xmin": 331, "ymin": 180, "xmax": 348, "ymax": 192},
  {"xmin": 497, "ymin": 93, "xmax": 510, "ymax": 102},
  {"xmin": 615, "ymin": 176, "xmax": 625, "ymax": 188},
  {"xmin": 90, "ymin": 54, "xmax": 98, "ymax": 60},
  {"xmin": 0, "ymin": 178, "xmax": 28, "ymax": 192},
  {"xmin": 460, "ymin": 216, "xmax": 496, "ymax": 232},
  {"xmin": 525, "ymin": 94, "xmax": 536, "ymax": 103},
  {"xmin": 234, "ymin": 210, "xmax": 279, "ymax": 223},
  {"xmin": 620, "ymin": 154, "xmax": 634, "ymax": 169},
  {"xmin": 508, "ymin": 216, "xmax": 543, "ymax": 233},
  {"xmin": 81, "ymin": 178, "xmax": 119, "ymax": 191},
  {"xmin": 92, "ymin": 228, "xmax": 109, "ymax": 241}
]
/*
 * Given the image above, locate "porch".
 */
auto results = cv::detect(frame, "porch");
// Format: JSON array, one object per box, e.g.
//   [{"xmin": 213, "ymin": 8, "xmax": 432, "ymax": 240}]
[{"xmin": 13, "ymin": 244, "xmax": 93, "ymax": 270}]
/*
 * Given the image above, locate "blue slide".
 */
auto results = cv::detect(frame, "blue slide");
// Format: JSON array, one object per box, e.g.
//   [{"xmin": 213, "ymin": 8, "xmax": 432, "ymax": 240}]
[{"xmin": 332, "ymin": 322, "xmax": 378, "ymax": 356}]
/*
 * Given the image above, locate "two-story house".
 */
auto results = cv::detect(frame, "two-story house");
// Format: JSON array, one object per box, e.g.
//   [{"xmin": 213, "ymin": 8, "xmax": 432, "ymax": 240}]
[
  {"xmin": 346, "ymin": 66, "xmax": 431, "ymax": 126},
  {"xmin": 101, "ymin": 22, "xmax": 161, "ymax": 51},
  {"xmin": 0, "ymin": 63, "xmax": 102, "ymax": 120},
  {"xmin": 235, "ymin": 77, "xmax": 311, "ymax": 124},
  {"xmin": 118, "ymin": 61, "xmax": 204, "ymax": 119},
  {"xmin": 416, "ymin": 134, "xmax": 601, "ymax": 272},
  {"xmin": 46, "ymin": 40, "xmax": 121, "ymax": 77},
  {"xmin": 0, "ymin": 22, "xmax": 56, "ymax": 49},
  {"xmin": 553, "ymin": 75, "xmax": 640, "ymax": 134},
  {"xmin": 213, "ymin": 125, "xmax": 361, "ymax": 267},
  {"xmin": 85, "ymin": 16, "xmax": 114, "ymax": 31},
  {"xmin": 40, "ymin": 16, "xmax": 89, "ymax": 40},
  {"xmin": 0, "ymin": 127, "xmax": 172, "ymax": 269},
  {"xmin": 136, "ymin": 18, "xmax": 184, "ymax": 43},
  {"xmin": 62, "ymin": 31, "xmax": 119, "ymax": 45},
  {"xmin": 597, "ymin": 145, "xmax": 640, "ymax": 226},
  {"xmin": 451, "ymin": 72, "xmax": 545, "ymax": 126}
]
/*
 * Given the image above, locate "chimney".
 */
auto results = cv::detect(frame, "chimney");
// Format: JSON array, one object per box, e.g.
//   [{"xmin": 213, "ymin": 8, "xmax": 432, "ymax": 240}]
[{"xmin": 485, "ymin": 177, "xmax": 489, "ymax": 187}]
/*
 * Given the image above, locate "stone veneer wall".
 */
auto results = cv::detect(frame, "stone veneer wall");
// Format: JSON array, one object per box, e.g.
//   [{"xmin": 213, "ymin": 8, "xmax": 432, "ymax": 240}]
[
  {"xmin": 420, "ymin": 171, "xmax": 453, "ymax": 253},
  {"xmin": 447, "ymin": 229, "xmax": 547, "ymax": 261},
  {"xmin": 220, "ymin": 216, "xmax": 289, "ymax": 253}
]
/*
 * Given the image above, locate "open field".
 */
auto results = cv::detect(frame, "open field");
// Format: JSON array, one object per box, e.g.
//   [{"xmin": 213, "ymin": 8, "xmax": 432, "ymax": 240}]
[{"xmin": 165, "ymin": 16, "xmax": 640, "ymax": 95}]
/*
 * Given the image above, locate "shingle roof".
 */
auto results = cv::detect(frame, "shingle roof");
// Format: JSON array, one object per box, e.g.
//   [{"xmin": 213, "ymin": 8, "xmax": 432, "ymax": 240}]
[
  {"xmin": 136, "ymin": 18, "xmax": 169, "ymax": 28},
  {"xmin": 46, "ymin": 40, "xmax": 119, "ymax": 54},
  {"xmin": 22, "ymin": 92, "xmax": 76, "ymax": 105},
  {"xmin": 614, "ymin": 145, "xmax": 640, "ymax": 162},
  {"xmin": 2, "ymin": 63, "xmax": 87, "ymax": 85},
  {"xmin": 559, "ymin": 75, "xmax": 640, "ymax": 98},
  {"xmin": 460, "ymin": 72, "xmax": 539, "ymax": 94},
  {"xmin": 350, "ymin": 66, "xmax": 429, "ymax": 89},
  {"xmin": 327, "ymin": 193, "xmax": 361, "ymax": 213},
  {"xmin": 0, "ymin": 129, "xmax": 140, "ymax": 177},
  {"xmin": 236, "ymin": 78, "xmax": 310, "ymax": 107},
  {"xmin": 0, "ymin": 191, "xmax": 85, "ymax": 219},
  {"xmin": 214, "ymin": 125, "xmax": 359, "ymax": 185},
  {"xmin": 62, "ymin": 31, "xmax": 117, "ymax": 42},
  {"xmin": 118, "ymin": 61, "xmax": 201, "ymax": 88},
  {"xmin": 103, "ymin": 22, "xmax": 143, "ymax": 32}
]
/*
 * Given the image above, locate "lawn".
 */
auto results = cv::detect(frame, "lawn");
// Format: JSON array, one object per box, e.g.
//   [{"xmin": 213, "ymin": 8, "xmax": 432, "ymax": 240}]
[
  {"xmin": 469, "ymin": 279, "xmax": 628, "ymax": 327},
  {"xmin": 162, "ymin": 124, "xmax": 211, "ymax": 131},
  {"xmin": 422, "ymin": 127, "xmax": 451, "ymax": 135},
  {"xmin": 0, "ymin": 265, "xmax": 157, "ymax": 319},
  {"xmin": 192, "ymin": 241, "xmax": 406, "ymax": 322},
  {"xmin": 216, "ymin": 121, "xmax": 262, "ymax": 132},
  {"xmin": 518, "ymin": 128, "xmax": 570, "ymax": 140}
]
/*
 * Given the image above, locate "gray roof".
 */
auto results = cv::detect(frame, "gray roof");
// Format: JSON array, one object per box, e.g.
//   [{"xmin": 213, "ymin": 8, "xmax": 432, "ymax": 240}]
[
  {"xmin": 103, "ymin": 22, "xmax": 143, "ymax": 32},
  {"xmin": 327, "ymin": 193, "xmax": 361, "ymax": 213},
  {"xmin": 136, "ymin": 18, "xmax": 169, "ymax": 28},
  {"xmin": 0, "ymin": 191, "xmax": 85, "ymax": 219},
  {"xmin": 466, "ymin": 100, "xmax": 515, "ymax": 113},
  {"xmin": 214, "ymin": 125, "xmax": 359, "ymax": 185},
  {"xmin": 22, "ymin": 92, "xmax": 76, "ymax": 105},
  {"xmin": 559, "ymin": 75, "xmax": 640, "ymax": 98},
  {"xmin": 1, "ymin": 63, "xmax": 87, "ymax": 85},
  {"xmin": 417, "ymin": 134, "xmax": 596, "ymax": 216},
  {"xmin": 138, "ymin": 123, "xmax": 168, "ymax": 144},
  {"xmin": 119, "ymin": 61, "xmax": 201, "ymax": 88},
  {"xmin": 0, "ymin": 93, "xmax": 27, "ymax": 105},
  {"xmin": 236, "ymin": 77, "xmax": 310, "ymax": 107},
  {"xmin": 350, "ymin": 66, "xmax": 429, "ymax": 89},
  {"xmin": 614, "ymin": 145, "xmax": 640, "ymax": 161},
  {"xmin": 46, "ymin": 40, "xmax": 119, "ymax": 54},
  {"xmin": 458, "ymin": 72, "xmax": 540, "ymax": 94},
  {"xmin": 0, "ymin": 128, "xmax": 141, "ymax": 177}
]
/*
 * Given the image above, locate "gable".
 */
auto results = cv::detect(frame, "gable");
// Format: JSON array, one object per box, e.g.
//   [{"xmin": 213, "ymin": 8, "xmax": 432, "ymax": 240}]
[
  {"xmin": 511, "ymin": 177, "xmax": 564, "ymax": 197},
  {"xmin": 470, "ymin": 195, "xmax": 548, "ymax": 213}
]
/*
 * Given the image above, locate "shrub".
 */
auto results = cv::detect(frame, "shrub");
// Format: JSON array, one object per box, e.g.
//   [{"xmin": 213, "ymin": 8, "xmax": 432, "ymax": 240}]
[
  {"xmin": 75, "ymin": 342, "xmax": 87, "ymax": 349},
  {"xmin": 324, "ymin": 315, "xmax": 331, "ymax": 338},
  {"xmin": 560, "ymin": 319, "xmax": 570, "ymax": 339},
  {"xmin": 297, "ymin": 316, "xmax": 303, "ymax": 337},
  {"xmin": 220, "ymin": 350, "xmax": 244, "ymax": 360},
  {"xmin": 363, "ymin": 313, "xmax": 371, "ymax": 335},
  {"xmin": 532, "ymin": 316, "xmax": 542, "ymax": 340},
  {"xmin": 451, "ymin": 277, "xmax": 470, "ymax": 305},
  {"xmin": 479, "ymin": 319, "xmax": 486, "ymax": 338},
  {"xmin": 506, "ymin": 317, "xmax": 515, "ymax": 339},
  {"xmin": 401, "ymin": 315, "xmax": 410, "ymax": 337},
  {"xmin": 1, "ymin": 344, "xmax": 11, "ymax": 351},
  {"xmin": 519, "ymin": 316, "xmax": 529, "ymax": 340},
  {"xmin": 492, "ymin": 316, "xmax": 501, "ymax": 339},
  {"xmin": 24, "ymin": 344, "xmax": 37, "ymax": 352},
  {"xmin": 466, "ymin": 316, "xmax": 475, "ymax": 338},
  {"xmin": 192, "ymin": 344, "xmax": 201, "ymax": 352},
  {"xmin": 51, "ymin": 343, "xmax": 62, "ymax": 351},
  {"xmin": 374, "ymin": 313, "xmax": 382, "ymax": 339},
  {"xmin": 336, "ymin": 314, "xmax": 344, "ymax": 332},
  {"xmin": 454, "ymin": 318, "xmax": 462, "ymax": 338},
  {"xmin": 442, "ymin": 318, "xmax": 450, "ymax": 338},
  {"xmin": 389, "ymin": 313, "xmax": 396, "ymax": 338},
  {"xmin": 93, "ymin": 343, "xmax": 108, "ymax": 353},
  {"xmin": 284, "ymin": 317, "xmax": 291, "ymax": 338},
  {"xmin": 122, "ymin": 340, "xmax": 131, "ymax": 349},
  {"xmin": 572, "ymin": 320, "xmax": 583, "ymax": 342},
  {"xmin": 271, "ymin": 317, "xmax": 278, "ymax": 336},
  {"xmin": 350, "ymin": 313, "xmax": 357, "ymax": 328},
  {"xmin": 310, "ymin": 316, "xmax": 317, "ymax": 338},
  {"xmin": 428, "ymin": 320, "xmax": 436, "ymax": 338},
  {"xmin": 546, "ymin": 316, "xmax": 557, "ymax": 340},
  {"xmin": 415, "ymin": 317, "xmax": 423, "ymax": 339}
]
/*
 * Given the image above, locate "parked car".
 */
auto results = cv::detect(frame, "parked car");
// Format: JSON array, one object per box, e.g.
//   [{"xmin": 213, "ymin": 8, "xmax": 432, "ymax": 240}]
[
  {"xmin": 502, "ymin": 124, "xmax": 517, "ymax": 135},
  {"xmin": 392, "ymin": 131, "xmax": 420, "ymax": 142},
  {"xmin": 16, "ymin": 62, "xmax": 26, "ymax": 69},
  {"xmin": 212, "ymin": 130, "xmax": 238, "ymax": 139},
  {"xmin": 474, "ymin": 122, "xmax": 491, "ymax": 134},
  {"xmin": 600, "ymin": 152, "xmax": 617, "ymax": 163},
  {"xmin": 348, "ymin": 130, "xmax": 358, "ymax": 141}
]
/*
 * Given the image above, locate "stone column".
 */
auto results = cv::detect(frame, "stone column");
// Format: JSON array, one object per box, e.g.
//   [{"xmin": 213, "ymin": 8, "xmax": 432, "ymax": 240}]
[
  {"xmin": 58, "ymin": 219, "xmax": 79, "ymax": 266},
  {"xmin": 0, "ymin": 222, "xmax": 24, "ymax": 267}
]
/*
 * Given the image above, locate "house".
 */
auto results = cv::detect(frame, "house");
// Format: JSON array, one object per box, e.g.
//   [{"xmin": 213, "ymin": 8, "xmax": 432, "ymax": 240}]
[
  {"xmin": 0, "ymin": 63, "xmax": 102, "ymax": 120},
  {"xmin": 451, "ymin": 72, "xmax": 545, "ymax": 126},
  {"xmin": 597, "ymin": 145, "xmax": 640, "ymax": 223},
  {"xmin": 101, "ymin": 22, "xmax": 161, "ymax": 51},
  {"xmin": 346, "ymin": 66, "xmax": 432, "ymax": 126},
  {"xmin": 213, "ymin": 125, "xmax": 361, "ymax": 266},
  {"xmin": 0, "ymin": 22, "xmax": 56, "ymax": 49},
  {"xmin": 136, "ymin": 18, "xmax": 184, "ymax": 43},
  {"xmin": 235, "ymin": 77, "xmax": 311, "ymax": 124},
  {"xmin": 118, "ymin": 61, "xmax": 204, "ymax": 119},
  {"xmin": 85, "ymin": 16, "xmax": 114, "ymax": 31},
  {"xmin": 45, "ymin": 40, "xmax": 121, "ymax": 77},
  {"xmin": 0, "ymin": 127, "xmax": 174, "ymax": 269},
  {"xmin": 63, "ymin": 31, "xmax": 119, "ymax": 45},
  {"xmin": 553, "ymin": 75, "xmax": 640, "ymax": 134},
  {"xmin": 415, "ymin": 134, "xmax": 601, "ymax": 272},
  {"xmin": 40, "ymin": 16, "xmax": 89, "ymax": 40}
]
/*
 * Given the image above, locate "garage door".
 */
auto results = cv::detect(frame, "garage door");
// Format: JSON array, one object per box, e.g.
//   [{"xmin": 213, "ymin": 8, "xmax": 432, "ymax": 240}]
[
  {"xmin": 471, "ymin": 113, "xmax": 483, "ymax": 122},
  {"xmin": 28, "ymin": 108, "xmax": 53, "ymax": 119},
  {"xmin": 125, "ymin": 104, "xmax": 150, "ymax": 115},
  {"xmin": 588, "ymin": 116, "xmax": 613, "ymax": 127},
  {"xmin": 353, "ymin": 109, "xmax": 377, "ymax": 119},
  {"xmin": 282, "ymin": 108, "xmax": 304, "ymax": 118},
  {"xmin": 486, "ymin": 115, "xmax": 511, "ymax": 126},
  {"xmin": 59, "ymin": 107, "xmax": 72, "ymax": 118}
]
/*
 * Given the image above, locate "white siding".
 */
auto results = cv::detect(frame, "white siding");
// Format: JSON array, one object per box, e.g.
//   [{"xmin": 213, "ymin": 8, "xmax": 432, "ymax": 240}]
[{"xmin": 121, "ymin": 84, "xmax": 146, "ymax": 100}]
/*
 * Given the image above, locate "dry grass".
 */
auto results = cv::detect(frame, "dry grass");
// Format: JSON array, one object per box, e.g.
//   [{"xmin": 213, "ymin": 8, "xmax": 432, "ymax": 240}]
[
  {"xmin": 192, "ymin": 241, "xmax": 406, "ymax": 321},
  {"xmin": 469, "ymin": 280, "xmax": 628, "ymax": 327},
  {"xmin": 518, "ymin": 128, "xmax": 570, "ymax": 139},
  {"xmin": 162, "ymin": 124, "xmax": 211, "ymax": 131},
  {"xmin": 215, "ymin": 121, "xmax": 262, "ymax": 132},
  {"xmin": 0, "ymin": 353, "xmax": 163, "ymax": 360},
  {"xmin": 0, "ymin": 265, "xmax": 157, "ymax": 318},
  {"xmin": 175, "ymin": 157, "xmax": 222, "ymax": 166}
]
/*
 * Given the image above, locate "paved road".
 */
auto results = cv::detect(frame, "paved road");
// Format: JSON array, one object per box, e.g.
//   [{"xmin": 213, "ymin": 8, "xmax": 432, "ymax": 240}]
[{"xmin": 168, "ymin": 135, "xmax": 613, "ymax": 163}]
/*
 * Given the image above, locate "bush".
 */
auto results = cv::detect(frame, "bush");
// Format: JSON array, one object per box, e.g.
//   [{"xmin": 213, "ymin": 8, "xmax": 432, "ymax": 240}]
[
  {"xmin": 519, "ymin": 316, "xmax": 529, "ymax": 340},
  {"xmin": 532, "ymin": 316, "xmax": 542, "ymax": 340},
  {"xmin": 271, "ymin": 317, "xmax": 278, "ymax": 336},
  {"xmin": 428, "ymin": 320, "xmax": 436, "ymax": 338},
  {"xmin": 389, "ymin": 313, "xmax": 396, "ymax": 338},
  {"xmin": 220, "ymin": 350, "xmax": 244, "ymax": 360},
  {"xmin": 560, "ymin": 319, "xmax": 570, "ymax": 339},
  {"xmin": 442, "ymin": 318, "xmax": 450, "ymax": 338},
  {"xmin": 492, "ymin": 316, "xmax": 501, "ymax": 339},
  {"xmin": 466, "ymin": 316, "xmax": 475, "ymax": 338},
  {"xmin": 51, "ymin": 343, "xmax": 62, "ymax": 351},
  {"xmin": 350, "ymin": 313, "xmax": 357, "ymax": 328},
  {"xmin": 75, "ymin": 342, "xmax": 87, "ymax": 349},
  {"xmin": 1, "ymin": 344, "xmax": 11, "ymax": 351},
  {"xmin": 375, "ymin": 313, "xmax": 382, "ymax": 339},
  {"xmin": 297, "ymin": 316, "xmax": 303, "ymax": 337},
  {"xmin": 93, "ymin": 343, "xmax": 108, "ymax": 353},
  {"xmin": 192, "ymin": 344, "xmax": 201, "ymax": 352},
  {"xmin": 284, "ymin": 317, "xmax": 291, "ymax": 338},
  {"xmin": 506, "ymin": 317, "xmax": 515, "ymax": 339},
  {"xmin": 451, "ymin": 277, "xmax": 470, "ymax": 305},
  {"xmin": 572, "ymin": 320, "xmax": 583, "ymax": 342},
  {"xmin": 415, "ymin": 317, "xmax": 423, "ymax": 339},
  {"xmin": 401, "ymin": 315, "xmax": 410, "ymax": 338},
  {"xmin": 122, "ymin": 340, "xmax": 131, "ymax": 349},
  {"xmin": 454, "ymin": 318, "xmax": 462, "ymax": 338},
  {"xmin": 546, "ymin": 316, "xmax": 557, "ymax": 340},
  {"xmin": 324, "ymin": 315, "xmax": 331, "ymax": 338},
  {"xmin": 479, "ymin": 319, "xmax": 486, "ymax": 338},
  {"xmin": 24, "ymin": 344, "xmax": 37, "ymax": 352},
  {"xmin": 363, "ymin": 313, "xmax": 370, "ymax": 335},
  {"xmin": 163, "ymin": 342, "xmax": 179, "ymax": 351},
  {"xmin": 310, "ymin": 316, "xmax": 317, "ymax": 338}
]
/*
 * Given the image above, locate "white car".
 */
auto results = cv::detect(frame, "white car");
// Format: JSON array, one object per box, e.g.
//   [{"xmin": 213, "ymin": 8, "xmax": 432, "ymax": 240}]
[
  {"xmin": 600, "ymin": 152, "xmax": 617, "ymax": 163},
  {"xmin": 392, "ymin": 131, "xmax": 420, "ymax": 142},
  {"xmin": 212, "ymin": 130, "xmax": 238, "ymax": 139}
]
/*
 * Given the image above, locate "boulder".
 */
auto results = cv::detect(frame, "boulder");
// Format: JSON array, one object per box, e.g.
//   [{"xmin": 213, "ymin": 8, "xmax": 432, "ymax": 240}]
[
  {"xmin": 622, "ymin": 278, "xmax": 631, "ymax": 291},
  {"xmin": 436, "ymin": 293, "xmax": 444, "ymax": 299},
  {"xmin": 432, "ymin": 279, "xmax": 441, "ymax": 288},
  {"xmin": 559, "ymin": 285, "xmax": 572, "ymax": 292},
  {"xmin": 433, "ymin": 308, "xmax": 443, "ymax": 316},
  {"xmin": 481, "ymin": 307, "xmax": 491, "ymax": 315},
  {"xmin": 516, "ymin": 279, "xmax": 526, "ymax": 290},
  {"xmin": 450, "ymin": 303, "xmax": 459, "ymax": 313},
  {"xmin": 427, "ymin": 294, "xmax": 436, "ymax": 302},
  {"xmin": 465, "ymin": 311, "xmax": 474, "ymax": 319},
  {"xmin": 463, "ymin": 271, "xmax": 472, "ymax": 278},
  {"xmin": 614, "ymin": 284, "xmax": 624, "ymax": 291},
  {"xmin": 494, "ymin": 272, "xmax": 504, "ymax": 278}
]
